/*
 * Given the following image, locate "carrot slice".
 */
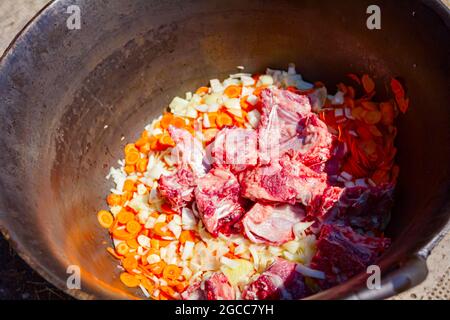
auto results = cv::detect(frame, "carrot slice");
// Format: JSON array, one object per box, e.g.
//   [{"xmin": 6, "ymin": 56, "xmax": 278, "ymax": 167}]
[
  {"xmin": 179, "ymin": 230, "xmax": 195, "ymax": 244},
  {"xmin": 363, "ymin": 110, "xmax": 382, "ymax": 125},
  {"xmin": 396, "ymin": 96, "xmax": 409, "ymax": 114},
  {"xmin": 135, "ymin": 136, "xmax": 148, "ymax": 148},
  {"xmin": 112, "ymin": 228, "xmax": 134, "ymax": 241},
  {"xmin": 123, "ymin": 179, "xmax": 135, "ymax": 192},
  {"xmin": 117, "ymin": 209, "xmax": 134, "ymax": 224},
  {"xmin": 174, "ymin": 281, "xmax": 189, "ymax": 293},
  {"xmin": 126, "ymin": 220, "xmax": 142, "ymax": 234},
  {"xmin": 124, "ymin": 143, "xmax": 139, "ymax": 155},
  {"xmin": 120, "ymin": 272, "xmax": 140, "ymax": 288},
  {"xmin": 107, "ymin": 247, "xmax": 122, "ymax": 260},
  {"xmin": 136, "ymin": 158, "xmax": 149, "ymax": 173},
  {"xmin": 224, "ymin": 85, "xmax": 242, "ymax": 98},
  {"xmin": 390, "ymin": 78, "xmax": 405, "ymax": 99},
  {"xmin": 122, "ymin": 256, "xmax": 138, "ymax": 271},
  {"xmin": 126, "ymin": 238, "xmax": 140, "ymax": 249},
  {"xmin": 97, "ymin": 210, "xmax": 114, "ymax": 228},
  {"xmin": 147, "ymin": 261, "xmax": 166, "ymax": 276},
  {"xmin": 163, "ymin": 264, "xmax": 181, "ymax": 281},
  {"xmin": 380, "ymin": 101, "xmax": 395, "ymax": 125},
  {"xmin": 116, "ymin": 242, "xmax": 129, "ymax": 256},
  {"xmin": 216, "ymin": 112, "xmax": 233, "ymax": 128},
  {"xmin": 150, "ymin": 239, "xmax": 160, "ymax": 250},
  {"xmin": 195, "ymin": 86, "xmax": 209, "ymax": 95},
  {"xmin": 124, "ymin": 165, "xmax": 135, "ymax": 174},
  {"xmin": 125, "ymin": 150, "xmax": 140, "ymax": 165},
  {"xmin": 159, "ymin": 132, "xmax": 176, "ymax": 147},
  {"xmin": 153, "ymin": 222, "xmax": 172, "ymax": 237},
  {"xmin": 160, "ymin": 113, "xmax": 174, "ymax": 129},
  {"xmin": 107, "ymin": 193, "xmax": 123, "ymax": 206},
  {"xmin": 361, "ymin": 74, "xmax": 375, "ymax": 93},
  {"xmin": 347, "ymin": 73, "xmax": 361, "ymax": 85}
]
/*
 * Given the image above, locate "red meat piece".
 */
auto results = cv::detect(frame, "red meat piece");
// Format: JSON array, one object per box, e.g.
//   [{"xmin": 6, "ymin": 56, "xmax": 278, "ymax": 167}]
[
  {"xmin": 211, "ymin": 127, "xmax": 258, "ymax": 172},
  {"xmin": 307, "ymin": 185, "xmax": 343, "ymax": 220},
  {"xmin": 243, "ymin": 258, "xmax": 310, "ymax": 300},
  {"xmin": 158, "ymin": 166, "xmax": 195, "ymax": 211},
  {"xmin": 204, "ymin": 273, "xmax": 235, "ymax": 300},
  {"xmin": 194, "ymin": 167, "xmax": 245, "ymax": 236},
  {"xmin": 258, "ymin": 88, "xmax": 312, "ymax": 164},
  {"xmin": 181, "ymin": 273, "xmax": 235, "ymax": 300},
  {"xmin": 240, "ymin": 154, "xmax": 328, "ymax": 206},
  {"xmin": 310, "ymin": 224, "xmax": 391, "ymax": 286},
  {"xmin": 242, "ymin": 203, "xmax": 305, "ymax": 245}
]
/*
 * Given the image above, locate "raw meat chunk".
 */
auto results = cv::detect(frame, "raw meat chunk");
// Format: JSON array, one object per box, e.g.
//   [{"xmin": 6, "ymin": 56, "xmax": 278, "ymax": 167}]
[
  {"xmin": 168, "ymin": 126, "xmax": 208, "ymax": 176},
  {"xmin": 310, "ymin": 224, "xmax": 390, "ymax": 286},
  {"xmin": 181, "ymin": 273, "xmax": 235, "ymax": 300},
  {"xmin": 242, "ymin": 203, "xmax": 304, "ymax": 245},
  {"xmin": 240, "ymin": 155, "xmax": 328, "ymax": 206},
  {"xmin": 258, "ymin": 88, "xmax": 312, "ymax": 164},
  {"xmin": 158, "ymin": 166, "xmax": 195, "ymax": 211},
  {"xmin": 243, "ymin": 258, "xmax": 310, "ymax": 300},
  {"xmin": 194, "ymin": 167, "xmax": 245, "ymax": 236},
  {"xmin": 307, "ymin": 185, "xmax": 343, "ymax": 220},
  {"xmin": 204, "ymin": 273, "xmax": 236, "ymax": 300},
  {"xmin": 211, "ymin": 127, "xmax": 258, "ymax": 172}
]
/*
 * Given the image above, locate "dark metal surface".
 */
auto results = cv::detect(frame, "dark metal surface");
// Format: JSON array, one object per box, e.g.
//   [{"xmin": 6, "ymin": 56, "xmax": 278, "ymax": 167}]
[{"xmin": 0, "ymin": 0, "xmax": 448, "ymax": 299}]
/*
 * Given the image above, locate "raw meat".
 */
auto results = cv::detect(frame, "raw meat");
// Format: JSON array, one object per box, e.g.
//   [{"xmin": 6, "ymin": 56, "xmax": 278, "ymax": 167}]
[
  {"xmin": 194, "ymin": 167, "xmax": 245, "ymax": 236},
  {"xmin": 168, "ymin": 126, "xmax": 208, "ymax": 176},
  {"xmin": 337, "ymin": 183, "xmax": 394, "ymax": 231},
  {"xmin": 204, "ymin": 273, "xmax": 236, "ymax": 300},
  {"xmin": 242, "ymin": 258, "xmax": 310, "ymax": 300},
  {"xmin": 307, "ymin": 185, "xmax": 344, "ymax": 220},
  {"xmin": 240, "ymin": 154, "xmax": 328, "ymax": 206},
  {"xmin": 242, "ymin": 203, "xmax": 304, "ymax": 245},
  {"xmin": 257, "ymin": 88, "xmax": 333, "ymax": 170},
  {"xmin": 181, "ymin": 273, "xmax": 235, "ymax": 300},
  {"xmin": 258, "ymin": 88, "xmax": 312, "ymax": 164},
  {"xmin": 211, "ymin": 127, "xmax": 258, "ymax": 172},
  {"xmin": 158, "ymin": 166, "xmax": 196, "ymax": 211},
  {"xmin": 310, "ymin": 224, "xmax": 390, "ymax": 286}
]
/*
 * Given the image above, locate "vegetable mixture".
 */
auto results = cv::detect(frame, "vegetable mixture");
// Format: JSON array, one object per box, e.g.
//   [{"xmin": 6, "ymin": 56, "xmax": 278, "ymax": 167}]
[{"xmin": 97, "ymin": 64, "xmax": 409, "ymax": 300}]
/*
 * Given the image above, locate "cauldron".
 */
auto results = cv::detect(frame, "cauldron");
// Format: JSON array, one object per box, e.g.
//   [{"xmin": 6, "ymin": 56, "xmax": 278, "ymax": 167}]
[{"xmin": 0, "ymin": 0, "xmax": 448, "ymax": 299}]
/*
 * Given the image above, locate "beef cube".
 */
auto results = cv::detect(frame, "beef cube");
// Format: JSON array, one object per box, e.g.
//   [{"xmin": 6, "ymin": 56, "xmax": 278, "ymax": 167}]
[
  {"xmin": 181, "ymin": 273, "xmax": 235, "ymax": 300},
  {"xmin": 243, "ymin": 258, "xmax": 310, "ymax": 300},
  {"xmin": 310, "ymin": 224, "xmax": 390, "ymax": 286},
  {"xmin": 211, "ymin": 127, "xmax": 258, "ymax": 172},
  {"xmin": 240, "ymin": 155, "xmax": 328, "ymax": 206},
  {"xmin": 242, "ymin": 203, "xmax": 304, "ymax": 245},
  {"xmin": 158, "ymin": 166, "xmax": 195, "ymax": 211},
  {"xmin": 194, "ymin": 167, "xmax": 245, "ymax": 236}
]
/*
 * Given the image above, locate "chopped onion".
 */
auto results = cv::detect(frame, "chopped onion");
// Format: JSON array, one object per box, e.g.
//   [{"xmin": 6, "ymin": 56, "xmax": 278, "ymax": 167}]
[{"xmin": 295, "ymin": 263, "xmax": 326, "ymax": 280}]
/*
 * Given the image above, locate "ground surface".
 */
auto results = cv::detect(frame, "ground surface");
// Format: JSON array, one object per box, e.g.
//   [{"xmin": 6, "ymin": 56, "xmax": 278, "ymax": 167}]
[{"xmin": 0, "ymin": 0, "xmax": 448, "ymax": 300}]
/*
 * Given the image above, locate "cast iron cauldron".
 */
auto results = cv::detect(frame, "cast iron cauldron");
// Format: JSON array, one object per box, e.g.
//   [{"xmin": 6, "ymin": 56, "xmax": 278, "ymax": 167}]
[{"xmin": 0, "ymin": 0, "xmax": 449, "ymax": 299}]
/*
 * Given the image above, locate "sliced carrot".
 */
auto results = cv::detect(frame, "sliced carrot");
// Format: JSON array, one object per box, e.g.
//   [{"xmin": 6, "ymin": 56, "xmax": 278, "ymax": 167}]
[
  {"xmin": 107, "ymin": 193, "xmax": 123, "ymax": 206},
  {"xmin": 361, "ymin": 101, "xmax": 378, "ymax": 111},
  {"xmin": 147, "ymin": 261, "xmax": 166, "ymax": 276},
  {"xmin": 116, "ymin": 242, "xmax": 129, "ymax": 256},
  {"xmin": 380, "ymin": 101, "xmax": 395, "ymax": 125},
  {"xmin": 174, "ymin": 280, "xmax": 189, "ymax": 293},
  {"xmin": 390, "ymin": 78, "xmax": 405, "ymax": 99},
  {"xmin": 139, "ymin": 142, "xmax": 151, "ymax": 155},
  {"xmin": 122, "ymin": 256, "xmax": 138, "ymax": 271},
  {"xmin": 136, "ymin": 158, "xmax": 149, "ymax": 173},
  {"xmin": 153, "ymin": 222, "xmax": 172, "ymax": 237},
  {"xmin": 117, "ymin": 209, "xmax": 134, "ymax": 224},
  {"xmin": 120, "ymin": 272, "xmax": 140, "ymax": 288},
  {"xmin": 363, "ymin": 110, "xmax": 382, "ymax": 125},
  {"xmin": 126, "ymin": 220, "xmax": 142, "ymax": 234},
  {"xmin": 351, "ymin": 107, "xmax": 366, "ymax": 120},
  {"xmin": 159, "ymin": 132, "xmax": 176, "ymax": 147},
  {"xmin": 135, "ymin": 136, "xmax": 148, "ymax": 148},
  {"xmin": 163, "ymin": 264, "xmax": 181, "ymax": 281},
  {"xmin": 195, "ymin": 86, "xmax": 209, "ymax": 95},
  {"xmin": 121, "ymin": 191, "xmax": 133, "ymax": 203},
  {"xmin": 158, "ymin": 239, "xmax": 173, "ymax": 247},
  {"xmin": 216, "ymin": 112, "xmax": 233, "ymax": 128},
  {"xmin": 179, "ymin": 230, "xmax": 195, "ymax": 244},
  {"xmin": 125, "ymin": 150, "xmax": 140, "ymax": 165},
  {"xmin": 124, "ymin": 143, "xmax": 139, "ymax": 155},
  {"xmin": 123, "ymin": 179, "xmax": 136, "ymax": 192},
  {"xmin": 112, "ymin": 228, "xmax": 134, "ymax": 241},
  {"xmin": 396, "ymin": 96, "xmax": 409, "ymax": 114},
  {"xmin": 171, "ymin": 116, "xmax": 187, "ymax": 129},
  {"xmin": 224, "ymin": 85, "xmax": 242, "ymax": 98},
  {"xmin": 253, "ymin": 85, "xmax": 267, "ymax": 96},
  {"xmin": 361, "ymin": 74, "xmax": 375, "ymax": 93},
  {"xmin": 126, "ymin": 238, "xmax": 140, "ymax": 249},
  {"xmin": 150, "ymin": 239, "xmax": 160, "ymax": 250},
  {"xmin": 160, "ymin": 113, "xmax": 174, "ymax": 129},
  {"xmin": 97, "ymin": 210, "xmax": 114, "ymax": 228},
  {"xmin": 124, "ymin": 165, "xmax": 136, "ymax": 174},
  {"xmin": 347, "ymin": 73, "xmax": 361, "ymax": 85},
  {"xmin": 160, "ymin": 285, "xmax": 177, "ymax": 299}
]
